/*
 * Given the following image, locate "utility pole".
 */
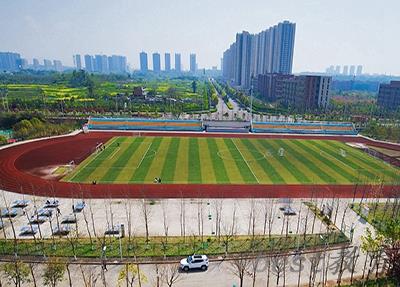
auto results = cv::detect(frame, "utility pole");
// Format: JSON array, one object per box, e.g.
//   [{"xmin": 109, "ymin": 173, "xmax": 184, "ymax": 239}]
[{"xmin": 250, "ymin": 75, "xmax": 254, "ymax": 127}]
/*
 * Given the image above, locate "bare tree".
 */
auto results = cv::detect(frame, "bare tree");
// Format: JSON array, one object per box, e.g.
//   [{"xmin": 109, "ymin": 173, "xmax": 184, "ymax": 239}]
[
  {"xmin": 159, "ymin": 264, "xmax": 181, "ymax": 287},
  {"xmin": 229, "ymin": 255, "xmax": 250, "ymax": 287},
  {"xmin": 82, "ymin": 205, "xmax": 93, "ymax": 249},
  {"xmin": 271, "ymin": 255, "xmax": 286, "ymax": 286},
  {"xmin": 88, "ymin": 199, "xmax": 97, "ymax": 238},
  {"xmin": 214, "ymin": 200, "xmax": 223, "ymax": 241},
  {"xmin": 161, "ymin": 201, "xmax": 169, "ymax": 244},
  {"xmin": 248, "ymin": 256, "xmax": 261, "ymax": 287},
  {"xmin": 29, "ymin": 263, "xmax": 37, "ymax": 287},
  {"xmin": 221, "ymin": 203, "xmax": 237, "ymax": 256},
  {"xmin": 140, "ymin": 199, "xmax": 152, "ymax": 243},
  {"xmin": 79, "ymin": 265, "xmax": 100, "ymax": 287},
  {"xmin": 308, "ymin": 251, "xmax": 322, "ymax": 287},
  {"xmin": 197, "ymin": 200, "xmax": 204, "ymax": 243},
  {"xmin": 179, "ymin": 198, "xmax": 186, "ymax": 241},
  {"xmin": 124, "ymin": 200, "xmax": 133, "ymax": 252}
]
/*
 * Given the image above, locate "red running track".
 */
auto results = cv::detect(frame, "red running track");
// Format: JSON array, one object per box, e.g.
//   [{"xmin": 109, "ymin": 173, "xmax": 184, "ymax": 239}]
[{"xmin": 0, "ymin": 131, "xmax": 399, "ymax": 199}]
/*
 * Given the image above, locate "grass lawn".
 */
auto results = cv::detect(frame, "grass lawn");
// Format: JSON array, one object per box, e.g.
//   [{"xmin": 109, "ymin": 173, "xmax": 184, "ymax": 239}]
[
  {"xmin": 351, "ymin": 202, "xmax": 400, "ymax": 231},
  {"xmin": 0, "ymin": 232, "xmax": 348, "ymax": 258},
  {"xmin": 62, "ymin": 136, "xmax": 400, "ymax": 185}
]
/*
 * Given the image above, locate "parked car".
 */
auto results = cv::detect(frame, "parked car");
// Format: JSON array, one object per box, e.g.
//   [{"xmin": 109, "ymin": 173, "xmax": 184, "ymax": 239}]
[
  {"xmin": 61, "ymin": 214, "xmax": 77, "ymax": 224},
  {"xmin": 52, "ymin": 225, "xmax": 71, "ymax": 236},
  {"xmin": 19, "ymin": 225, "xmax": 38, "ymax": 236},
  {"xmin": 282, "ymin": 206, "xmax": 296, "ymax": 216},
  {"xmin": 44, "ymin": 198, "xmax": 59, "ymax": 208},
  {"xmin": 73, "ymin": 201, "xmax": 86, "ymax": 213},
  {"xmin": 36, "ymin": 208, "xmax": 53, "ymax": 217},
  {"xmin": 11, "ymin": 199, "xmax": 30, "ymax": 208},
  {"xmin": 0, "ymin": 208, "xmax": 18, "ymax": 218},
  {"xmin": 28, "ymin": 215, "xmax": 47, "ymax": 224},
  {"xmin": 104, "ymin": 224, "xmax": 122, "ymax": 237},
  {"xmin": 180, "ymin": 254, "xmax": 209, "ymax": 271}
]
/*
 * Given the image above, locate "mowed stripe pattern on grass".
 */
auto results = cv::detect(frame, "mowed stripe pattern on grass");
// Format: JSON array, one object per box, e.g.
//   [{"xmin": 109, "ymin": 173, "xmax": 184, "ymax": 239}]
[{"xmin": 64, "ymin": 136, "xmax": 400, "ymax": 185}]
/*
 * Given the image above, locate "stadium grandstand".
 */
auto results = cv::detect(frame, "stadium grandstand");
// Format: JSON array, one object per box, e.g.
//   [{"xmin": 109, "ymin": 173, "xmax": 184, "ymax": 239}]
[
  {"xmin": 87, "ymin": 117, "xmax": 357, "ymax": 135},
  {"xmin": 251, "ymin": 121, "xmax": 357, "ymax": 135},
  {"xmin": 87, "ymin": 117, "xmax": 203, "ymax": 131}
]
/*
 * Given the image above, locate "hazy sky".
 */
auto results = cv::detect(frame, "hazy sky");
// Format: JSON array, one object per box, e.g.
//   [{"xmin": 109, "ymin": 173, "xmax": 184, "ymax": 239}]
[{"xmin": 1, "ymin": 0, "xmax": 399, "ymax": 74}]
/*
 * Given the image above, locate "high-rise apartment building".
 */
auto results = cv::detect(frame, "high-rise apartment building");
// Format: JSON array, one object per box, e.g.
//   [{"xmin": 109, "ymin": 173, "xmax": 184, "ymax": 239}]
[
  {"xmin": 53, "ymin": 60, "xmax": 63, "ymax": 72},
  {"xmin": 342, "ymin": 65, "xmax": 349, "ymax": 76},
  {"xmin": 222, "ymin": 21, "xmax": 296, "ymax": 89},
  {"xmin": 33, "ymin": 58, "xmax": 40, "ymax": 70},
  {"xmin": 108, "ymin": 55, "xmax": 127, "ymax": 74},
  {"xmin": 73, "ymin": 55, "xmax": 82, "ymax": 70},
  {"xmin": 349, "ymin": 65, "xmax": 356, "ymax": 76},
  {"xmin": 335, "ymin": 65, "xmax": 341, "ymax": 75},
  {"xmin": 190, "ymin": 54, "xmax": 197, "ymax": 73},
  {"xmin": 377, "ymin": 81, "xmax": 400, "ymax": 110},
  {"xmin": 0, "ymin": 52, "xmax": 21, "ymax": 71},
  {"xmin": 356, "ymin": 65, "xmax": 363, "ymax": 76},
  {"xmin": 164, "ymin": 53, "xmax": 171, "ymax": 71},
  {"xmin": 174, "ymin": 53, "xmax": 181, "ymax": 72},
  {"xmin": 152, "ymin": 53, "xmax": 161, "ymax": 72},
  {"xmin": 140, "ymin": 52, "xmax": 148, "ymax": 72},
  {"xmin": 84, "ymin": 55, "xmax": 93, "ymax": 72},
  {"xmin": 43, "ymin": 59, "xmax": 52, "ymax": 70}
]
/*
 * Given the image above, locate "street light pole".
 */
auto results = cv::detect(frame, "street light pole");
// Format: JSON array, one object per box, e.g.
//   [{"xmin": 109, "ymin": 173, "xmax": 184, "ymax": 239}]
[{"xmin": 250, "ymin": 75, "xmax": 254, "ymax": 128}]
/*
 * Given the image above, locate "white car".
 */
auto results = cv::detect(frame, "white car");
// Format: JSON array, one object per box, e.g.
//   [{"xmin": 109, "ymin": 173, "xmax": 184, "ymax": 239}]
[{"xmin": 180, "ymin": 255, "xmax": 209, "ymax": 271}]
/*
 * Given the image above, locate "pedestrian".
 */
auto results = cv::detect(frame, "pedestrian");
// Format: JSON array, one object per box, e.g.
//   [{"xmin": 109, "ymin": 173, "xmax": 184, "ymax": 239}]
[
  {"xmin": 102, "ymin": 260, "xmax": 107, "ymax": 271},
  {"xmin": 56, "ymin": 207, "xmax": 60, "ymax": 215}
]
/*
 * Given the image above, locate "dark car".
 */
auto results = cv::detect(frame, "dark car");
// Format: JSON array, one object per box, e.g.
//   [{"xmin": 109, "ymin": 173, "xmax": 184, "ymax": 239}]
[
  {"xmin": 44, "ymin": 198, "xmax": 60, "ymax": 208},
  {"xmin": 61, "ymin": 214, "xmax": 77, "ymax": 224},
  {"xmin": 11, "ymin": 199, "xmax": 30, "ymax": 208}
]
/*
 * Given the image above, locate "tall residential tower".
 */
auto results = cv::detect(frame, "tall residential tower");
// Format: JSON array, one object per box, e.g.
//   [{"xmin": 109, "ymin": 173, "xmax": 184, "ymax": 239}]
[
  {"xmin": 222, "ymin": 21, "xmax": 296, "ymax": 88},
  {"xmin": 140, "ymin": 52, "xmax": 148, "ymax": 72}
]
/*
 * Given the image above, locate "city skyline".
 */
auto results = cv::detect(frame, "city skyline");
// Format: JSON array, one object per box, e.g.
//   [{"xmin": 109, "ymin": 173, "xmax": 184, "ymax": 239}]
[{"xmin": 1, "ymin": 0, "xmax": 399, "ymax": 75}]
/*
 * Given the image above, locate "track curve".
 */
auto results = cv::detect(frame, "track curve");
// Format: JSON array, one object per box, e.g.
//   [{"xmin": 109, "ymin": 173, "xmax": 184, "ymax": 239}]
[{"xmin": 0, "ymin": 131, "xmax": 399, "ymax": 199}]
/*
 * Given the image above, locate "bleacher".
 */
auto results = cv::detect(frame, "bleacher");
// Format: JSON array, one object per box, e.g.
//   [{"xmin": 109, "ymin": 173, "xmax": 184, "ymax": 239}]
[
  {"xmin": 88, "ymin": 118, "xmax": 203, "ymax": 131},
  {"xmin": 251, "ymin": 121, "xmax": 358, "ymax": 135}
]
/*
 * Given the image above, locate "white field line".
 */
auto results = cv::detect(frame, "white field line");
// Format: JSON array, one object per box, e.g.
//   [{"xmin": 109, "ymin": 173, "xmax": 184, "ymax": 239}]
[
  {"xmin": 136, "ymin": 144, "xmax": 152, "ymax": 169},
  {"xmin": 68, "ymin": 137, "xmax": 118, "ymax": 181},
  {"xmin": 319, "ymin": 150, "xmax": 354, "ymax": 170},
  {"xmin": 232, "ymin": 139, "xmax": 260, "ymax": 183},
  {"xmin": 108, "ymin": 146, "xmax": 121, "ymax": 159}
]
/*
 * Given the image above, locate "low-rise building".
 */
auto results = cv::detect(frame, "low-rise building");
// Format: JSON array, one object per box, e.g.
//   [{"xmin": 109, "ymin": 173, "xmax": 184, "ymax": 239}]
[{"xmin": 256, "ymin": 73, "xmax": 331, "ymax": 110}]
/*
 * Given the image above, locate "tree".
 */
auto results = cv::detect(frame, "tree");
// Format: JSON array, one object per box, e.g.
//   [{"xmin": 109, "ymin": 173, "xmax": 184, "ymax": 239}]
[
  {"xmin": 42, "ymin": 258, "xmax": 66, "ymax": 287},
  {"xmin": 117, "ymin": 263, "xmax": 147, "ymax": 287},
  {"xmin": 191, "ymin": 81, "xmax": 197, "ymax": 93},
  {"xmin": 159, "ymin": 264, "xmax": 181, "ymax": 287},
  {"xmin": 229, "ymin": 255, "xmax": 251, "ymax": 287},
  {"xmin": 140, "ymin": 199, "xmax": 152, "ymax": 242},
  {"xmin": 1, "ymin": 261, "xmax": 31, "ymax": 287},
  {"xmin": 361, "ymin": 228, "xmax": 385, "ymax": 281},
  {"xmin": 0, "ymin": 135, "xmax": 7, "ymax": 145}
]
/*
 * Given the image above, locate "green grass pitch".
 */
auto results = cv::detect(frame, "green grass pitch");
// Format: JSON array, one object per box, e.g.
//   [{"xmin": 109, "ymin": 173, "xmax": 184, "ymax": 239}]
[{"xmin": 62, "ymin": 136, "xmax": 400, "ymax": 185}]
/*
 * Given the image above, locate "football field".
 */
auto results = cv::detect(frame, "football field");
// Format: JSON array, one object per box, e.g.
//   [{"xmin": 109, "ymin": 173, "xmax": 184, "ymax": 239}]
[{"xmin": 62, "ymin": 136, "xmax": 400, "ymax": 185}]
